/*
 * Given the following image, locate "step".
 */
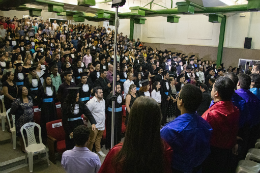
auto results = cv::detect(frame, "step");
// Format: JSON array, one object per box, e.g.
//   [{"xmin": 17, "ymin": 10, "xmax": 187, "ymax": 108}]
[{"xmin": 0, "ymin": 129, "xmax": 11, "ymax": 145}]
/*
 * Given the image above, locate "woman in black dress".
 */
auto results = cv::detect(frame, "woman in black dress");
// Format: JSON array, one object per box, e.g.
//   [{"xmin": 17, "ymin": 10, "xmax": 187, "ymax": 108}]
[
  {"xmin": 37, "ymin": 73, "xmax": 57, "ymax": 143},
  {"xmin": 125, "ymin": 84, "xmax": 138, "ymax": 125},
  {"xmin": 24, "ymin": 66, "xmax": 42, "ymax": 106},
  {"xmin": 62, "ymin": 87, "xmax": 97, "ymax": 150},
  {"xmin": 2, "ymin": 71, "xmax": 18, "ymax": 110},
  {"xmin": 14, "ymin": 63, "xmax": 25, "ymax": 87}
]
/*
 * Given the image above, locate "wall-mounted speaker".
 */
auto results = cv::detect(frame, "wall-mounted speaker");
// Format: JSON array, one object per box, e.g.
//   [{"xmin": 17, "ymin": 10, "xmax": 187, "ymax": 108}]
[{"xmin": 244, "ymin": 37, "xmax": 252, "ymax": 49}]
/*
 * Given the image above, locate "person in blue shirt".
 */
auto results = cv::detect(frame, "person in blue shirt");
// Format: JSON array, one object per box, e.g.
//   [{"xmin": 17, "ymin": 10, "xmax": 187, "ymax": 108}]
[
  {"xmin": 250, "ymin": 73, "xmax": 260, "ymax": 100},
  {"xmin": 160, "ymin": 84, "xmax": 212, "ymax": 173},
  {"xmin": 71, "ymin": 36, "xmax": 78, "ymax": 49}
]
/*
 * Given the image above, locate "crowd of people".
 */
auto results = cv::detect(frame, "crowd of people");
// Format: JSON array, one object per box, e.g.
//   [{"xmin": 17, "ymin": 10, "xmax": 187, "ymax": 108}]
[{"xmin": 1, "ymin": 15, "xmax": 260, "ymax": 173}]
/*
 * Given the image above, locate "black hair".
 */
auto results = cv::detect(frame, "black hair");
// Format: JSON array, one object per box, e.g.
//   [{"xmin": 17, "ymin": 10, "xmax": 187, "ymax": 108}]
[
  {"xmin": 200, "ymin": 84, "xmax": 208, "ymax": 91},
  {"xmin": 255, "ymin": 64, "xmax": 260, "ymax": 72},
  {"xmin": 93, "ymin": 86, "xmax": 103, "ymax": 95},
  {"xmin": 73, "ymin": 125, "xmax": 90, "ymax": 146},
  {"xmin": 209, "ymin": 78, "xmax": 215, "ymax": 84},
  {"xmin": 238, "ymin": 74, "xmax": 251, "ymax": 90},
  {"xmin": 225, "ymin": 72, "xmax": 238, "ymax": 87},
  {"xmin": 214, "ymin": 77, "xmax": 234, "ymax": 101},
  {"xmin": 1, "ymin": 71, "xmax": 12, "ymax": 83},
  {"xmin": 100, "ymin": 69, "xmax": 107, "ymax": 74},
  {"xmin": 251, "ymin": 74, "xmax": 260, "ymax": 88},
  {"xmin": 179, "ymin": 84, "xmax": 202, "ymax": 112},
  {"xmin": 152, "ymin": 81, "xmax": 160, "ymax": 92}
]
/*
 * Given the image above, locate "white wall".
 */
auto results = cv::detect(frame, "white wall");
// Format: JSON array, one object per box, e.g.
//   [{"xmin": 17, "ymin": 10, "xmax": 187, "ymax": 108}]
[
  {"xmin": 224, "ymin": 12, "xmax": 260, "ymax": 49},
  {"xmin": 141, "ymin": 15, "xmax": 221, "ymax": 47}
]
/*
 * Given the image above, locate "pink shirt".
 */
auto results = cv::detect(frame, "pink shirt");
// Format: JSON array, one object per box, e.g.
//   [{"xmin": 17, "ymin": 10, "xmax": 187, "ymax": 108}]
[
  {"xmin": 107, "ymin": 70, "xmax": 113, "ymax": 83},
  {"xmin": 83, "ymin": 54, "xmax": 92, "ymax": 67}
]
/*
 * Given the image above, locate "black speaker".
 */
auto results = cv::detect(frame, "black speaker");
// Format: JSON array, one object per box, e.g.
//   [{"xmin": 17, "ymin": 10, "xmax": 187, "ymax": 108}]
[{"xmin": 244, "ymin": 37, "xmax": 252, "ymax": 49}]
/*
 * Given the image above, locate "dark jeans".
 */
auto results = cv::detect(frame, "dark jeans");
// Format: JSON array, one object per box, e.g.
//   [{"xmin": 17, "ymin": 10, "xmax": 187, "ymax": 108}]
[{"xmin": 161, "ymin": 100, "xmax": 169, "ymax": 125}]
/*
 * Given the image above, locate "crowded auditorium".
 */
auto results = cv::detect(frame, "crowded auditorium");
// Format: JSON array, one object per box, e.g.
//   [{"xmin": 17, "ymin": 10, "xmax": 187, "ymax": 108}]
[{"xmin": 1, "ymin": 0, "xmax": 260, "ymax": 172}]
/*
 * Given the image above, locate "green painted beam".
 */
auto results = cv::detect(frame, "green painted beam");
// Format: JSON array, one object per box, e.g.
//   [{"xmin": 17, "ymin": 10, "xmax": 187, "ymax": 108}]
[
  {"xmin": 131, "ymin": 10, "xmax": 145, "ymax": 16},
  {"xmin": 130, "ymin": 18, "xmax": 134, "ymax": 41},
  {"xmin": 98, "ymin": 13, "xmax": 111, "ymax": 19},
  {"xmin": 217, "ymin": 15, "xmax": 226, "ymax": 67},
  {"xmin": 48, "ymin": 4, "xmax": 64, "ymax": 13},
  {"xmin": 78, "ymin": 0, "xmax": 96, "ymax": 7}
]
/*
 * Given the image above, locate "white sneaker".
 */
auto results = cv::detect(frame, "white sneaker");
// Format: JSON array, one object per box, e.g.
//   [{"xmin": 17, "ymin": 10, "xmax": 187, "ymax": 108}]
[{"xmin": 97, "ymin": 151, "xmax": 106, "ymax": 157}]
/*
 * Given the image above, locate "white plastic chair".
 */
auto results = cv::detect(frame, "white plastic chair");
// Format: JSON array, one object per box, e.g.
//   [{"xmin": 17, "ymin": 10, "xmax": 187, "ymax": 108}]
[
  {"xmin": 0, "ymin": 95, "xmax": 6, "ymax": 131},
  {"xmin": 236, "ymin": 160, "xmax": 260, "ymax": 173},
  {"xmin": 20, "ymin": 122, "xmax": 50, "ymax": 172},
  {"xmin": 246, "ymin": 148, "xmax": 260, "ymax": 163},
  {"xmin": 6, "ymin": 108, "xmax": 16, "ymax": 149}
]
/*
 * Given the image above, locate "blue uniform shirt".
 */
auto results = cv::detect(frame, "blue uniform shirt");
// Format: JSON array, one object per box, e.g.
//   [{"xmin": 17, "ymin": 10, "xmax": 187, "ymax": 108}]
[{"xmin": 160, "ymin": 113, "xmax": 212, "ymax": 173}]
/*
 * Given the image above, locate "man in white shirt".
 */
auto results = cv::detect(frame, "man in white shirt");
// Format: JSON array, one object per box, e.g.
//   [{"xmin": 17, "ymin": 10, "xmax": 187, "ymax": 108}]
[
  {"xmin": 0, "ymin": 24, "xmax": 6, "ymax": 40},
  {"xmin": 52, "ymin": 20, "xmax": 59, "ymax": 30},
  {"xmin": 197, "ymin": 66, "xmax": 205, "ymax": 83},
  {"xmin": 123, "ymin": 72, "xmax": 134, "ymax": 98},
  {"xmin": 62, "ymin": 125, "xmax": 101, "ymax": 173},
  {"xmin": 86, "ymin": 86, "xmax": 106, "ymax": 157}
]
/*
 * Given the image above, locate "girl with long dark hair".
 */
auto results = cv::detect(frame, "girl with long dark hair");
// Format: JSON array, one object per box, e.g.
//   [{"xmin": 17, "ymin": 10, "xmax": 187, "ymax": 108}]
[
  {"xmin": 62, "ymin": 87, "xmax": 96, "ymax": 150},
  {"xmin": 99, "ymin": 97, "xmax": 173, "ymax": 173},
  {"xmin": 37, "ymin": 73, "xmax": 57, "ymax": 142},
  {"xmin": 2, "ymin": 71, "xmax": 17, "ymax": 110},
  {"xmin": 14, "ymin": 63, "xmax": 25, "ymax": 87}
]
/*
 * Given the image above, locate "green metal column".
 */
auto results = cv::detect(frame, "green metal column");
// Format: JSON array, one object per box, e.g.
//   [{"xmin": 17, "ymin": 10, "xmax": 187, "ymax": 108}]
[
  {"xmin": 130, "ymin": 18, "xmax": 134, "ymax": 41},
  {"xmin": 217, "ymin": 15, "xmax": 226, "ymax": 67}
]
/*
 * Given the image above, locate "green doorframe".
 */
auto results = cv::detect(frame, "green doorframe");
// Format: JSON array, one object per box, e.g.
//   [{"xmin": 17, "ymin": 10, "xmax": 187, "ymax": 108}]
[
  {"xmin": 130, "ymin": 19, "xmax": 134, "ymax": 41},
  {"xmin": 217, "ymin": 15, "xmax": 226, "ymax": 67}
]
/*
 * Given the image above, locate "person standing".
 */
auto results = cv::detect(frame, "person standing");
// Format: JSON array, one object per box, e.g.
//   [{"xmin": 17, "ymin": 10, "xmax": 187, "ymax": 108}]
[
  {"xmin": 86, "ymin": 86, "xmax": 106, "ymax": 157},
  {"xmin": 57, "ymin": 71, "xmax": 76, "ymax": 103},
  {"xmin": 160, "ymin": 71, "xmax": 171, "ymax": 125},
  {"xmin": 123, "ymin": 72, "xmax": 134, "ymax": 99},
  {"xmin": 14, "ymin": 63, "xmax": 25, "ymax": 87},
  {"xmin": 99, "ymin": 97, "xmax": 173, "ymax": 173},
  {"xmin": 77, "ymin": 72, "xmax": 93, "ymax": 104},
  {"xmin": 61, "ymin": 125, "xmax": 101, "ymax": 173},
  {"xmin": 62, "ymin": 87, "xmax": 96, "ymax": 150},
  {"xmin": 197, "ymin": 84, "xmax": 211, "ymax": 116},
  {"xmin": 50, "ymin": 64, "xmax": 62, "ymax": 93},
  {"xmin": 202, "ymin": 77, "xmax": 240, "ymax": 173},
  {"xmin": 161, "ymin": 84, "xmax": 212, "ymax": 173},
  {"xmin": 2, "ymin": 71, "xmax": 17, "ymax": 110},
  {"xmin": 10, "ymin": 86, "xmax": 33, "ymax": 152},
  {"xmin": 151, "ymin": 81, "xmax": 161, "ymax": 104},
  {"xmin": 24, "ymin": 66, "xmax": 41, "ymax": 106},
  {"xmin": 37, "ymin": 73, "xmax": 57, "ymax": 143},
  {"xmin": 94, "ymin": 69, "xmax": 111, "ymax": 100},
  {"xmin": 105, "ymin": 82, "xmax": 123, "ymax": 149},
  {"xmin": 83, "ymin": 49, "xmax": 92, "ymax": 68},
  {"xmin": 125, "ymin": 84, "xmax": 137, "ymax": 125}
]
